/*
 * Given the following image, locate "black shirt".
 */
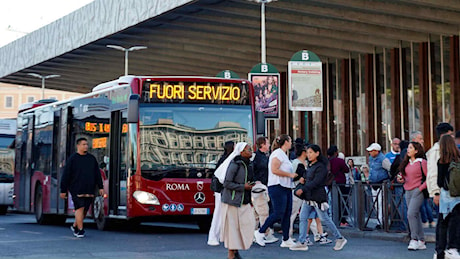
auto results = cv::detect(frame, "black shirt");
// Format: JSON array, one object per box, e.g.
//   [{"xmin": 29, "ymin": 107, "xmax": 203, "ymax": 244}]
[
  {"xmin": 253, "ymin": 150, "xmax": 269, "ymax": 185},
  {"xmin": 60, "ymin": 152, "xmax": 103, "ymax": 195}
]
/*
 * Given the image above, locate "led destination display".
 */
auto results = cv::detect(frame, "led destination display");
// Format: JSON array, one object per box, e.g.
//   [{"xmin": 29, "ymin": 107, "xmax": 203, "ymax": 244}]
[{"xmin": 141, "ymin": 81, "xmax": 249, "ymax": 104}]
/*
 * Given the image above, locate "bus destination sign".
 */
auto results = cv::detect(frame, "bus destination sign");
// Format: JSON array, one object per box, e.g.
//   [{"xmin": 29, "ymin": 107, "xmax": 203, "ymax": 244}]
[{"xmin": 141, "ymin": 81, "xmax": 249, "ymax": 104}]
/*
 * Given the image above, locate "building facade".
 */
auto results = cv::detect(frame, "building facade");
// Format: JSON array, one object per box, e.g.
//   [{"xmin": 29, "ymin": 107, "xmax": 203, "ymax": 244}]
[
  {"xmin": 0, "ymin": 83, "xmax": 80, "ymax": 119},
  {"xmin": 268, "ymin": 36, "xmax": 459, "ymax": 157}
]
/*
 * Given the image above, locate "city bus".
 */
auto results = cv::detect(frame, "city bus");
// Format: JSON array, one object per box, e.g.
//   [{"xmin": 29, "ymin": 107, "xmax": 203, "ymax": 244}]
[
  {"xmin": 0, "ymin": 119, "xmax": 16, "ymax": 215},
  {"xmin": 14, "ymin": 76, "xmax": 261, "ymax": 230}
]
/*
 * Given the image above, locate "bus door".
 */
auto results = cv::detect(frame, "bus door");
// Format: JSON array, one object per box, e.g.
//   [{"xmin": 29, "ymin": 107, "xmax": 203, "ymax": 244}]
[
  {"xmin": 54, "ymin": 108, "xmax": 70, "ymax": 214},
  {"xmin": 23, "ymin": 116, "xmax": 34, "ymax": 211},
  {"xmin": 49, "ymin": 110, "xmax": 60, "ymax": 213},
  {"xmin": 108, "ymin": 110, "xmax": 126, "ymax": 215}
]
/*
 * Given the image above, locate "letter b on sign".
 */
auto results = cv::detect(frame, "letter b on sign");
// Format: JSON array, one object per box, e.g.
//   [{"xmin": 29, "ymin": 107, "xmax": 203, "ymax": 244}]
[
  {"xmin": 302, "ymin": 52, "xmax": 310, "ymax": 61},
  {"xmin": 261, "ymin": 64, "xmax": 268, "ymax": 73},
  {"xmin": 224, "ymin": 71, "xmax": 231, "ymax": 79}
]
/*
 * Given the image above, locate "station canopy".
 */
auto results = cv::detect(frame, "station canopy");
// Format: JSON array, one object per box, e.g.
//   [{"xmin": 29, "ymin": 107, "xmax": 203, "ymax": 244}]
[{"xmin": 0, "ymin": 0, "xmax": 459, "ymax": 93}]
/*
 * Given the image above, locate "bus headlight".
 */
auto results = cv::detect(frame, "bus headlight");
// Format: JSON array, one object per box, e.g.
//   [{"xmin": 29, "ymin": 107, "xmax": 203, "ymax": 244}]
[{"xmin": 133, "ymin": 191, "xmax": 160, "ymax": 205}]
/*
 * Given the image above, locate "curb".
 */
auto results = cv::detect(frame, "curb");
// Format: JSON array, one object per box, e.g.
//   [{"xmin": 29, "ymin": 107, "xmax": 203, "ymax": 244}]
[{"xmin": 339, "ymin": 228, "xmax": 436, "ymax": 243}]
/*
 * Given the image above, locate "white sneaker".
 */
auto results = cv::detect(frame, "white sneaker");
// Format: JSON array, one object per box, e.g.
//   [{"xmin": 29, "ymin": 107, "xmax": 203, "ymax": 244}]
[
  {"xmin": 408, "ymin": 239, "xmax": 418, "ymax": 250},
  {"xmin": 264, "ymin": 233, "xmax": 279, "ymax": 244},
  {"xmin": 207, "ymin": 239, "xmax": 219, "ymax": 246},
  {"xmin": 333, "ymin": 238, "xmax": 347, "ymax": 251},
  {"xmin": 445, "ymin": 248, "xmax": 460, "ymax": 259},
  {"xmin": 289, "ymin": 241, "xmax": 309, "ymax": 251},
  {"xmin": 280, "ymin": 238, "xmax": 296, "ymax": 248},
  {"xmin": 430, "ymin": 221, "xmax": 437, "ymax": 228},
  {"xmin": 254, "ymin": 230, "xmax": 266, "ymax": 247},
  {"xmin": 314, "ymin": 234, "xmax": 321, "ymax": 242},
  {"xmin": 319, "ymin": 236, "xmax": 333, "ymax": 245},
  {"xmin": 422, "ymin": 222, "xmax": 430, "ymax": 228},
  {"xmin": 417, "ymin": 240, "xmax": 427, "ymax": 250},
  {"xmin": 306, "ymin": 238, "xmax": 314, "ymax": 246}
]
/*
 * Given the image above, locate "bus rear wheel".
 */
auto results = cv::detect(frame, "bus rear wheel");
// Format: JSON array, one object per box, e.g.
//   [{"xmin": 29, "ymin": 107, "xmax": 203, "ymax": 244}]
[
  {"xmin": 34, "ymin": 184, "xmax": 53, "ymax": 225},
  {"xmin": 93, "ymin": 196, "xmax": 110, "ymax": 230}
]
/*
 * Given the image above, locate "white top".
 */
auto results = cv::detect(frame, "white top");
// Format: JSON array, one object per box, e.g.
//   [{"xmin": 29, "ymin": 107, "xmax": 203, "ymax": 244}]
[{"xmin": 268, "ymin": 148, "xmax": 293, "ymax": 188}]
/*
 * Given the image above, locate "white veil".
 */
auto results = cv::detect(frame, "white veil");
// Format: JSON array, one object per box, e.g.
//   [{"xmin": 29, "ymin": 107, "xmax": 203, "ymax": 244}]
[{"xmin": 214, "ymin": 142, "xmax": 248, "ymax": 183}]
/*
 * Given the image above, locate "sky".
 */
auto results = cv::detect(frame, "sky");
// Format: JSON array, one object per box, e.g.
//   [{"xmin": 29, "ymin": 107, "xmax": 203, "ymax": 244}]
[{"xmin": 0, "ymin": 0, "xmax": 94, "ymax": 47}]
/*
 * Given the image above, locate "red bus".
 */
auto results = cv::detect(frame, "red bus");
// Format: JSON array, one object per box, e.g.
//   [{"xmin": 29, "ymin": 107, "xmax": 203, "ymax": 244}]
[{"xmin": 14, "ymin": 76, "xmax": 262, "ymax": 230}]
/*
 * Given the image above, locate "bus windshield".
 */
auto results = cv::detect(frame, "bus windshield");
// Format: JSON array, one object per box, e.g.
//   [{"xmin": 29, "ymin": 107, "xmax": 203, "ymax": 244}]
[
  {"xmin": 0, "ymin": 135, "xmax": 15, "ymax": 183},
  {"xmin": 139, "ymin": 103, "xmax": 253, "ymax": 180},
  {"xmin": 0, "ymin": 135, "xmax": 14, "ymax": 148}
]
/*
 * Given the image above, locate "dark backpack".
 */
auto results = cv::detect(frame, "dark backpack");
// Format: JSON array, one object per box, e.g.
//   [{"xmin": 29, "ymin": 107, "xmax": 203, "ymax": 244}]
[{"xmin": 448, "ymin": 161, "xmax": 460, "ymax": 197}]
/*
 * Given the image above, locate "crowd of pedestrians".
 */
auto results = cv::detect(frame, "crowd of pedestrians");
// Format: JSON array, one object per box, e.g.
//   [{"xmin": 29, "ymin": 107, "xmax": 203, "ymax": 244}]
[
  {"xmin": 207, "ymin": 122, "xmax": 460, "ymax": 258},
  {"xmin": 208, "ymin": 135, "xmax": 349, "ymax": 258}
]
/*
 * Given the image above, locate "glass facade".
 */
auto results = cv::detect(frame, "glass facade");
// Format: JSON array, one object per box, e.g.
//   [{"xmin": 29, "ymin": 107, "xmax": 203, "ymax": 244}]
[{"xmin": 268, "ymin": 36, "xmax": 460, "ymax": 157}]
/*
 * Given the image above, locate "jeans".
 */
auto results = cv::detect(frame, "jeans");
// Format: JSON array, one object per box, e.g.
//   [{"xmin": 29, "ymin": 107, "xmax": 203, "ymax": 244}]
[
  {"xmin": 259, "ymin": 185, "xmax": 292, "ymax": 241},
  {"xmin": 298, "ymin": 200, "xmax": 343, "ymax": 243},
  {"xmin": 393, "ymin": 186, "xmax": 408, "ymax": 230},
  {"xmin": 420, "ymin": 198, "xmax": 434, "ymax": 223}
]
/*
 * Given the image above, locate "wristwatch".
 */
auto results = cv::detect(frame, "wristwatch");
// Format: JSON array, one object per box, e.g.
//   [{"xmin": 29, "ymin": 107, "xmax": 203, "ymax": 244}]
[{"xmin": 434, "ymin": 192, "xmax": 440, "ymax": 196}]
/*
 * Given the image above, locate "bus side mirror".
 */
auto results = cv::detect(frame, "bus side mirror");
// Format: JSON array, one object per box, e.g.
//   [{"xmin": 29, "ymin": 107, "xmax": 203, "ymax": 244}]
[
  {"xmin": 127, "ymin": 94, "xmax": 140, "ymax": 123},
  {"xmin": 256, "ymin": 111, "xmax": 265, "ymax": 135}
]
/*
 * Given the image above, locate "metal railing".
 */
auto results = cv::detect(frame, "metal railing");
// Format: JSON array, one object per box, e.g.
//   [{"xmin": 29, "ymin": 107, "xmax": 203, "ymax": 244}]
[{"xmin": 330, "ymin": 181, "xmax": 409, "ymax": 232}]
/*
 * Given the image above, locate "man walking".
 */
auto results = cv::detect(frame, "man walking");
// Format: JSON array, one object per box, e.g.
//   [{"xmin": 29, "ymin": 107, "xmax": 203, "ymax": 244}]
[
  {"xmin": 252, "ymin": 136, "xmax": 278, "ymax": 244},
  {"xmin": 60, "ymin": 137, "xmax": 104, "ymax": 238}
]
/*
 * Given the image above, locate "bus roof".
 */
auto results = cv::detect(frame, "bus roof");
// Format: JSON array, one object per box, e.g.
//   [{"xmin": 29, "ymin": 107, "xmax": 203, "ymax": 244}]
[
  {"xmin": 91, "ymin": 75, "xmax": 250, "ymax": 92},
  {"xmin": 18, "ymin": 76, "xmax": 251, "ymax": 115}
]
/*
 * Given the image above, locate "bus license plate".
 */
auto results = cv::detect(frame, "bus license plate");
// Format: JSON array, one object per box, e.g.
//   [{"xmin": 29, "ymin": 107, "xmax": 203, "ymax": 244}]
[{"xmin": 191, "ymin": 208, "xmax": 209, "ymax": 215}]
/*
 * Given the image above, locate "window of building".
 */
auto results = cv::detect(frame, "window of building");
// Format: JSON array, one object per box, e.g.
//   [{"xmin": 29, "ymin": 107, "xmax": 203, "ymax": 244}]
[
  {"xmin": 27, "ymin": 96, "xmax": 35, "ymax": 103},
  {"xmin": 5, "ymin": 96, "xmax": 13, "ymax": 108}
]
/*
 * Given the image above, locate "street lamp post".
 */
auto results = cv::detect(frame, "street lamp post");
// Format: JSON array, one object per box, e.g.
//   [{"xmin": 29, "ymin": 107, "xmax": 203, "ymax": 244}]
[
  {"xmin": 250, "ymin": 0, "xmax": 276, "ymax": 63},
  {"xmin": 106, "ymin": 45, "xmax": 147, "ymax": 76},
  {"xmin": 27, "ymin": 73, "xmax": 60, "ymax": 99}
]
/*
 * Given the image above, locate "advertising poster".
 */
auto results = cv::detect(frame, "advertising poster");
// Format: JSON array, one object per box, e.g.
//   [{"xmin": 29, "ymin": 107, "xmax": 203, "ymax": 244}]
[
  {"xmin": 288, "ymin": 50, "xmax": 323, "ymax": 112},
  {"xmin": 288, "ymin": 61, "xmax": 323, "ymax": 111},
  {"xmin": 250, "ymin": 73, "xmax": 280, "ymax": 119}
]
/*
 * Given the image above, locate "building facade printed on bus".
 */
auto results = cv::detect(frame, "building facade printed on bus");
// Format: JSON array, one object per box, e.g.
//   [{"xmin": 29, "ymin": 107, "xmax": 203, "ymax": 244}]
[{"xmin": 13, "ymin": 76, "xmax": 258, "ymax": 231}]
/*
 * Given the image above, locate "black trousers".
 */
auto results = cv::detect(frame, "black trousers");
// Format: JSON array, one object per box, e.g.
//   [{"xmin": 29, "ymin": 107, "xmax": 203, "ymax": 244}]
[{"xmin": 436, "ymin": 204, "xmax": 460, "ymax": 257}]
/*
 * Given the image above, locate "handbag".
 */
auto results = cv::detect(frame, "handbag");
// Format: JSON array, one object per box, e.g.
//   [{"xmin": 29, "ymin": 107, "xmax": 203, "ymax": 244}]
[
  {"xmin": 210, "ymin": 175, "xmax": 223, "ymax": 193},
  {"xmin": 419, "ymin": 162, "xmax": 429, "ymax": 199}
]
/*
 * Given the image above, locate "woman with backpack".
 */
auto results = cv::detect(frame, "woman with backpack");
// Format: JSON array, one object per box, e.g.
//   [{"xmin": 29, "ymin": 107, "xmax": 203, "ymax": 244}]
[
  {"xmin": 397, "ymin": 141, "xmax": 428, "ymax": 251},
  {"xmin": 436, "ymin": 135, "xmax": 460, "ymax": 258}
]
